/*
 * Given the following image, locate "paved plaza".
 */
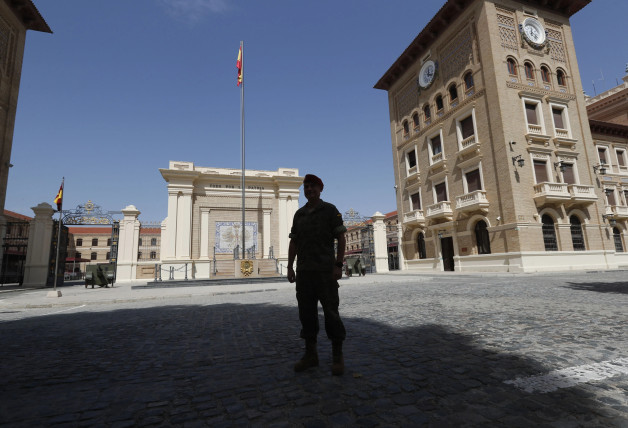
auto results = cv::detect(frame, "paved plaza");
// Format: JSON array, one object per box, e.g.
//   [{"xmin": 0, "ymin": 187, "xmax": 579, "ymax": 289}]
[{"xmin": 0, "ymin": 271, "xmax": 627, "ymax": 427}]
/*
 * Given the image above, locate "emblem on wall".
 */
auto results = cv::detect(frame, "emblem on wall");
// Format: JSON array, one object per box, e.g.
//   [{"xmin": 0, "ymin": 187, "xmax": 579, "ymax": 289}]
[
  {"xmin": 240, "ymin": 260, "xmax": 254, "ymax": 276},
  {"xmin": 215, "ymin": 222, "xmax": 258, "ymax": 253}
]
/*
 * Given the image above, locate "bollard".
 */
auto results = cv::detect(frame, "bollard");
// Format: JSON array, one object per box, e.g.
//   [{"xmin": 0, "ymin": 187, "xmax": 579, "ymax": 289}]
[
  {"xmin": 185, "ymin": 263, "xmax": 188, "ymax": 281},
  {"xmin": 169, "ymin": 266, "xmax": 174, "ymax": 280}
]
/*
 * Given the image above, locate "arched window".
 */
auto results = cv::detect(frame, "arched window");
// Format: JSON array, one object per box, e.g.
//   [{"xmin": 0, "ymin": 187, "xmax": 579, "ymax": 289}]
[
  {"xmin": 475, "ymin": 220, "xmax": 491, "ymax": 254},
  {"xmin": 524, "ymin": 62, "xmax": 535, "ymax": 80},
  {"xmin": 423, "ymin": 104, "xmax": 431, "ymax": 121},
  {"xmin": 464, "ymin": 72, "xmax": 474, "ymax": 90},
  {"xmin": 507, "ymin": 58, "xmax": 517, "ymax": 75},
  {"xmin": 448, "ymin": 84, "xmax": 458, "ymax": 102},
  {"xmin": 540, "ymin": 65, "xmax": 550, "ymax": 83},
  {"xmin": 417, "ymin": 232, "xmax": 427, "ymax": 259},
  {"xmin": 402, "ymin": 120, "xmax": 409, "ymax": 135},
  {"xmin": 435, "ymin": 95, "xmax": 444, "ymax": 111},
  {"xmin": 542, "ymin": 215, "xmax": 558, "ymax": 251},
  {"xmin": 556, "ymin": 69, "xmax": 566, "ymax": 86},
  {"xmin": 613, "ymin": 227, "xmax": 624, "ymax": 253},
  {"xmin": 412, "ymin": 112, "xmax": 420, "ymax": 129},
  {"xmin": 569, "ymin": 216, "xmax": 585, "ymax": 251}
]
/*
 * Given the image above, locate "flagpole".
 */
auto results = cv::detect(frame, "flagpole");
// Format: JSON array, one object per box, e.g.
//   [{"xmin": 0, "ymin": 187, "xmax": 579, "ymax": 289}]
[
  {"xmin": 240, "ymin": 41, "xmax": 246, "ymax": 259},
  {"xmin": 53, "ymin": 177, "xmax": 64, "ymax": 295}
]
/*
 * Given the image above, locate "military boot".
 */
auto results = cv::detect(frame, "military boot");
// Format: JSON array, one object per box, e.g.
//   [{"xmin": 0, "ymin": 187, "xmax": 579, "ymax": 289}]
[
  {"xmin": 331, "ymin": 341, "xmax": 344, "ymax": 376},
  {"xmin": 294, "ymin": 340, "xmax": 318, "ymax": 372}
]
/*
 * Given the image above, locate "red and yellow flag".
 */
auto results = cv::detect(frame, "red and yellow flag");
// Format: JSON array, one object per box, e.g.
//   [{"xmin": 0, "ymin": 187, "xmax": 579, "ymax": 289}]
[
  {"xmin": 53, "ymin": 182, "xmax": 63, "ymax": 211},
  {"xmin": 236, "ymin": 46, "xmax": 243, "ymax": 86}
]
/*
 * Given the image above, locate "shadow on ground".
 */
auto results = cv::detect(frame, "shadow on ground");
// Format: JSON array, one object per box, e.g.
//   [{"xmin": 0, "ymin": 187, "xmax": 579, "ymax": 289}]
[
  {"xmin": 0, "ymin": 303, "xmax": 623, "ymax": 427},
  {"xmin": 562, "ymin": 281, "xmax": 628, "ymax": 295}
]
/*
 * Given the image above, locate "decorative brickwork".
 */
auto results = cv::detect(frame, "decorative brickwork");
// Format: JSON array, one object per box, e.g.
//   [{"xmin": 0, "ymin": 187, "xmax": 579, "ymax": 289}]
[
  {"xmin": 546, "ymin": 27, "xmax": 566, "ymax": 63},
  {"xmin": 497, "ymin": 12, "xmax": 518, "ymax": 52},
  {"xmin": 0, "ymin": 16, "xmax": 14, "ymax": 76},
  {"xmin": 396, "ymin": 81, "xmax": 418, "ymax": 121},
  {"xmin": 440, "ymin": 27, "xmax": 475, "ymax": 82}
]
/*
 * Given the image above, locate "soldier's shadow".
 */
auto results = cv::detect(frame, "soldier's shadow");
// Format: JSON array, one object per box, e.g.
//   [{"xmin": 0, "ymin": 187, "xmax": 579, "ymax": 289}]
[{"xmin": 0, "ymin": 302, "xmax": 622, "ymax": 426}]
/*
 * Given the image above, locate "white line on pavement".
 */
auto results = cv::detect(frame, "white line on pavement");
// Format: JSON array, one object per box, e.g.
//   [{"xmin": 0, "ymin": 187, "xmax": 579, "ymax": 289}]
[
  {"xmin": 505, "ymin": 358, "xmax": 628, "ymax": 393},
  {"xmin": 43, "ymin": 305, "xmax": 87, "ymax": 316}
]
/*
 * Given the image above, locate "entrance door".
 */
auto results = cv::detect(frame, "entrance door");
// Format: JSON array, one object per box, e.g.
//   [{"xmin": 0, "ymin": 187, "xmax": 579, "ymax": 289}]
[{"xmin": 441, "ymin": 237, "xmax": 455, "ymax": 271}]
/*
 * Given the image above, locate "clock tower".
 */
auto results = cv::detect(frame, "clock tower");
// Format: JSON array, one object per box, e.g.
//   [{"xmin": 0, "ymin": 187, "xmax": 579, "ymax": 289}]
[{"xmin": 374, "ymin": 0, "xmax": 623, "ymax": 273}]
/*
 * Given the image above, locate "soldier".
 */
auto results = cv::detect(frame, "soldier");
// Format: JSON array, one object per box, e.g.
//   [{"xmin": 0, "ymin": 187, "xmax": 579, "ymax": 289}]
[{"xmin": 287, "ymin": 174, "xmax": 347, "ymax": 376}]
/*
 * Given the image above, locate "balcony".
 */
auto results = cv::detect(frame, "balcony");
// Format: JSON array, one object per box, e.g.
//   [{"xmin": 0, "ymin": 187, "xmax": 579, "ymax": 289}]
[
  {"xmin": 606, "ymin": 205, "xmax": 628, "ymax": 219},
  {"xmin": 533, "ymin": 182, "xmax": 571, "ymax": 206},
  {"xmin": 555, "ymin": 128, "xmax": 569, "ymax": 139},
  {"xmin": 458, "ymin": 134, "xmax": 480, "ymax": 158},
  {"xmin": 568, "ymin": 184, "xmax": 597, "ymax": 205},
  {"xmin": 527, "ymin": 124, "xmax": 543, "ymax": 134},
  {"xmin": 426, "ymin": 201, "xmax": 453, "ymax": 220},
  {"xmin": 403, "ymin": 209, "xmax": 426, "ymax": 225},
  {"xmin": 456, "ymin": 190, "xmax": 489, "ymax": 213}
]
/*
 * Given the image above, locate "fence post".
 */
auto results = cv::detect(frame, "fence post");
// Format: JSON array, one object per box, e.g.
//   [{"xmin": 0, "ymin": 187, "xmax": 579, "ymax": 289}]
[
  {"xmin": 154, "ymin": 264, "xmax": 158, "ymax": 282},
  {"xmin": 184, "ymin": 263, "xmax": 188, "ymax": 281},
  {"xmin": 169, "ymin": 266, "xmax": 174, "ymax": 280},
  {"xmin": 158, "ymin": 264, "xmax": 162, "ymax": 281}
]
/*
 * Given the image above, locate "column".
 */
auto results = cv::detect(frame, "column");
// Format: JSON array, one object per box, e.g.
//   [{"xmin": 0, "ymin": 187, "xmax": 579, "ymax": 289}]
[
  {"xmin": 397, "ymin": 224, "xmax": 406, "ymax": 270},
  {"xmin": 23, "ymin": 203, "xmax": 55, "ymax": 287},
  {"xmin": 116, "ymin": 205, "xmax": 141, "ymax": 281},
  {"xmin": 163, "ymin": 190, "xmax": 178, "ymax": 260},
  {"xmin": 278, "ymin": 195, "xmax": 288, "ymax": 259},
  {"xmin": 372, "ymin": 212, "xmax": 389, "ymax": 273},
  {"xmin": 175, "ymin": 190, "xmax": 192, "ymax": 260},
  {"xmin": 200, "ymin": 209, "xmax": 209, "ymax": 259},
  {"xmin": 263, "ymin": 209, "xmax": 271, "ymax": 258}
]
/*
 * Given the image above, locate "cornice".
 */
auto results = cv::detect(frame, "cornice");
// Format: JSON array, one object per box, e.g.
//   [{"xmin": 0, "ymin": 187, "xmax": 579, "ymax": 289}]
[{"xmin": 509, "ymin": 82, "xmax": 576, "ymax": 101}]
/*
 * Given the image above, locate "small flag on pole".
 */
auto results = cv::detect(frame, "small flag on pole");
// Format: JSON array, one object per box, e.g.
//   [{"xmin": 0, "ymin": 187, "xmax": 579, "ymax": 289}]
[
  {"xmin": 236, "ymin": 45, "xmax": 243, "ymax": 86},
  {"xmin": 53, "ymin": 181, "xmax": 63, "ymax": 212}
]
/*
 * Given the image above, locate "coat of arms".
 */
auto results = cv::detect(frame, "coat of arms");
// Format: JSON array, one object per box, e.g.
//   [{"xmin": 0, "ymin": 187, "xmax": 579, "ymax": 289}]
[{"xmin": 240, "ymin": 260, "xmax": 254, "ymax": 276}]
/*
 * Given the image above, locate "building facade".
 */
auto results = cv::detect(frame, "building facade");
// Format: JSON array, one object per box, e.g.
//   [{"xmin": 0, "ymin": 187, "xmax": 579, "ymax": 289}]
[
  {"xmin": 160, "ymin": 161, "xmax": 302, "ymax": 277},
  {"xmin": 375, "ymin": 0, "xmax": 625, "ymax": 272}
]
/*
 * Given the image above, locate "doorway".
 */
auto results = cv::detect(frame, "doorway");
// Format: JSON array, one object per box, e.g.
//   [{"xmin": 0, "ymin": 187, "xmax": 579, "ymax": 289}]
[{"xmin": 441, "ymin": 237, "xmax": 455, "ymax": 271}]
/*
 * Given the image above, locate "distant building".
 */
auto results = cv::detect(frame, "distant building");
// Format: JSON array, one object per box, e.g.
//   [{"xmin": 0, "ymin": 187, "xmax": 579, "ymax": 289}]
[
  {"xmin": 67, "ymin": 226, "xmax": 161, "ymax": 274},
  {"xmin": 344, "ymin": 210, "xmax": 399, "ymax": 272}
]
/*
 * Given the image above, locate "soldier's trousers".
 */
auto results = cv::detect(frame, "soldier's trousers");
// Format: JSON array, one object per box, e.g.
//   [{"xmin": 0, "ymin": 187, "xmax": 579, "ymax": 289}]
[{"xmin": 295, "ymin": 270, "xmax": 346, "ymax": 342}]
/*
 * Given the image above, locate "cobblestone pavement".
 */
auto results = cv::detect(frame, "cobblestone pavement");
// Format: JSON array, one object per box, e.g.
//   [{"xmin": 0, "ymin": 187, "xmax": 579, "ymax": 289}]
[{"xmin": 0, "ymin": 271, "xmax": 627, "ymax": 427}]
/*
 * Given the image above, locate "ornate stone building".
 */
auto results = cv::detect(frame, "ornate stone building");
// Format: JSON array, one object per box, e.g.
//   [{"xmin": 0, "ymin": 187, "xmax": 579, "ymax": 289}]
[
  {"xmin": 160, "ymin": 161, "xmax": 302, "ymax": 278},
  {"xmin": 375, "ymin": 0, "xmax": 625, "ymax": 272}
]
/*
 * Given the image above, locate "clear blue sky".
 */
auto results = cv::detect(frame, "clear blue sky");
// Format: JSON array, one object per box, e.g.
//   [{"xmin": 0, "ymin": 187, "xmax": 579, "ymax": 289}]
[{"xmin": 6, "ymin": 0, "xmax": 627, "ymax": 222}]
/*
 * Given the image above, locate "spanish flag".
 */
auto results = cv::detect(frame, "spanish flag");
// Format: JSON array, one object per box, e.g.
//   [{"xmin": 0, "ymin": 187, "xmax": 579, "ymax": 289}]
[
  {"xmin": 236, "ymin": 45, "xmax": 242, "ymax": 86},
  {"xmin": 53, "ymin": 181, "xmax": 63, "ymax": 212}
]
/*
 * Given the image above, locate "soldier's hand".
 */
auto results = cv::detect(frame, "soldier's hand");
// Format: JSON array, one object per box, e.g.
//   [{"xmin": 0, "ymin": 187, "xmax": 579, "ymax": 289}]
[
  {"xmin": 287, "ymin": 266, "xmax": 296, "ymax": 283},
  {"xmin": 332, "ymin": 266, "xmax": 342, "ymax": 281}
]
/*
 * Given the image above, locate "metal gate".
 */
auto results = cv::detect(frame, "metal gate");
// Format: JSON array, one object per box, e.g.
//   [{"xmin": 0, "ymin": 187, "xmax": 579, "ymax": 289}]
[{"xmin": 1, "ymin": 222, "xmax": 29, "ymax": 285}]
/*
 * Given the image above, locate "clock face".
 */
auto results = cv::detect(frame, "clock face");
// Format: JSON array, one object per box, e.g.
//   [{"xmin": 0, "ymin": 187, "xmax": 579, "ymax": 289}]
[
  {"xmin": 419, "ymin": 60, "xmax": 436, "ymax": 88},
  {"xmin": 523, "ymin": 18, "xmax": 546, "ymax": 45}
]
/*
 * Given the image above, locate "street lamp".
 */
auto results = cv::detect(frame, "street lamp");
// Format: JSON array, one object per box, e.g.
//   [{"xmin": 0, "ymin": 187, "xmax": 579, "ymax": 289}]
[
  {"xmin": 602, "ymin": 214, "xmax": 617, "ymax": 228},
  {"xmin": 554, "ymin": 161, "xmax": 566, "ymax": 173}
]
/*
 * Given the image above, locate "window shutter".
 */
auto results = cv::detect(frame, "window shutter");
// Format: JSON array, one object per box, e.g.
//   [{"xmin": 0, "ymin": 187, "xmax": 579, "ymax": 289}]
[
  {"xmin": 562, "ymin": 164, "xmax": 575, "ymax": 184},
  {"xmin": 435, "ymin": 182, "xmax": 447, "ymax": 202},
  {"xmin": 460, "ymin": 116, "xmax": 474, "ymax": 139},
  {"xmin": 466, "ymin": 169, "xmax": 482, "ymax": 192},
  {"xmin": 534, "ymin": 160, "xmax": 548, "ymax": 183},
  {"xmin": 525, "ymin": 103, "xmax": 538, "ymax": 125},
  {"xmin": 552, "ymin": 108, "xmax": 564, "ymax": 129}
]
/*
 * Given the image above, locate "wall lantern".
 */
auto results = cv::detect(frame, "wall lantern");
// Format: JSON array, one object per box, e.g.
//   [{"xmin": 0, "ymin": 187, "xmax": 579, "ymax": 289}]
[
  {"xmin": 602, "ymin": 214, "xmax": 617, "ymax": 228},
  {"xmin": 512, "ymin": 155, "xmax": 525, "ymax": 168},
  {"xmin": 593, "ymin": 164, "xmax": 607, "ymax": 175},
  {"xmin": 604, "ymin": 188, "xmax": 614, "ymax": 196},
  {"xmin": 554, "ymin": 161, "xmax": 566, "ymax": 173}
]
